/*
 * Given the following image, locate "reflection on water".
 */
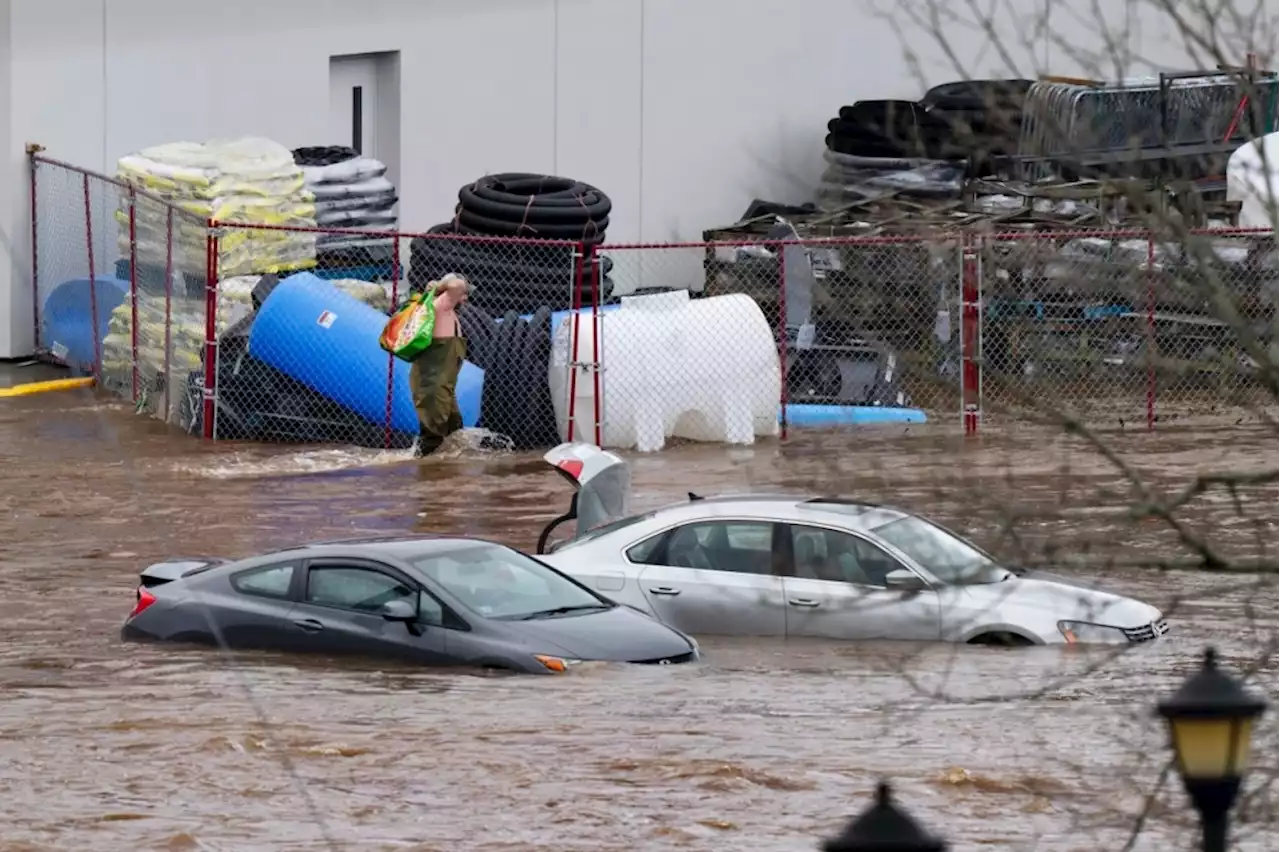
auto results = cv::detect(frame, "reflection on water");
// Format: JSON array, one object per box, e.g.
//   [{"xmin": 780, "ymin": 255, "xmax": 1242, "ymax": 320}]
[{"xmin": 0, "ymin": 392, "xmax": 1275, "ymax": 851}]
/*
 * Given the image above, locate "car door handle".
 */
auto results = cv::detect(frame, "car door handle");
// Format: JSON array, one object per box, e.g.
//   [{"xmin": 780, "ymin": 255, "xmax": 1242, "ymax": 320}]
[
  {"xmin": 787, "ymin": 598, "xmax": 821, "ymax": 608},
  {"xmin": 648, "ymin": 586, "xmax": 682, "ymax": 596},
  {"xmin": 293, "ymin": 618, "xmax": 325, "ymax": 633}
]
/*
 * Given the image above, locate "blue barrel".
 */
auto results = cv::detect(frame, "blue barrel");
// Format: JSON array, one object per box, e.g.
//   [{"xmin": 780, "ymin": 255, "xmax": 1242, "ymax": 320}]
[
  {"xmin": 41, "ymin": 276, "xmax": 129, "ymax": 373},
  {"xmin": 249, "ymin": 273, "xmax": 488, "ymax": 434}
]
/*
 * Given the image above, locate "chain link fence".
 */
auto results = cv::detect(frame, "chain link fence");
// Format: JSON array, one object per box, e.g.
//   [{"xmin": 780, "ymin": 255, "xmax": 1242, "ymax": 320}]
[
  {"xmin": 977, "ymin": 228, "xmax": 1277, "ymax": 427},
  {"xmin": 32, "ymin": 156, "xmax": 210, "ymax": 425},
  {"xmin": 30, "ymin": 155, "xmax": 1276, "ymax": 448},
  {"xmin": 204, "ymin": 225, "xmax": 581, "ymax": 450},
  {"xmin": 592, "ymin": 237, "xmax": 959, "ymax": 449}
]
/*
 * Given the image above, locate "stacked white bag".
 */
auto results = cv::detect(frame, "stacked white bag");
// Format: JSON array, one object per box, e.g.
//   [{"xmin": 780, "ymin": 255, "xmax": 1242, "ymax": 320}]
[
  {"xmin": 116, "ymin": 137, "xmax": 318, "ymax": 279},
  {"xmin": 293, "ymin": 146, "xmax": 399, "ymax": 265}
]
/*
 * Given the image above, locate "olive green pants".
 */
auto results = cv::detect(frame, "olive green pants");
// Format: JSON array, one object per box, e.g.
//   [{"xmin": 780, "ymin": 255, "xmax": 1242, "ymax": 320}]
[{"xmin": 409, "ymin": 337, "xmax": 467, "ymax": 456}]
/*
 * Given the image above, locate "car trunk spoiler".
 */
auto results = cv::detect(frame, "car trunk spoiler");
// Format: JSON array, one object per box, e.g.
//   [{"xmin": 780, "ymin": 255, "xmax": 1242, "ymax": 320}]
[
  {"xmin": 538, "ymin": 442, "xmax": 632, "ymax": 552},
  {"xmin": 139, "ymin": 557, "xmax": 226, "ymax": 588}
]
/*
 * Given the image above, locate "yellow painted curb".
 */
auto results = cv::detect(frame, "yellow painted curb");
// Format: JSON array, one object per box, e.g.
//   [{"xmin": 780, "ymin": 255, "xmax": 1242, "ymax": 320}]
[{"xmin": 0, "ymin": 376, "xmax": 96, "ymax": 398}]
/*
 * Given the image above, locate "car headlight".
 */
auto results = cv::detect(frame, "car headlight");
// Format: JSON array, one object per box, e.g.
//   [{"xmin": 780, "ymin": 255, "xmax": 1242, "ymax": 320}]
[
  {"xmin": 1057, "ymin": 621, "xmax": 1128, "ymax": 644},
  {"xmin": 533, "ymin": 654, "xmax": 583, "ymax": 673}
]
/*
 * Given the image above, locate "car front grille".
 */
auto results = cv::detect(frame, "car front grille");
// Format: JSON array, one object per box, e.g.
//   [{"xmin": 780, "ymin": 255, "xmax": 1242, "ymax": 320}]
[
  {"xmin": 631, "ymin": 651, "xmax": 696, "ymax": 665},
  {"xmin": 1123, "ymin": 618, "xmax": 1170, "ymax": 644}
]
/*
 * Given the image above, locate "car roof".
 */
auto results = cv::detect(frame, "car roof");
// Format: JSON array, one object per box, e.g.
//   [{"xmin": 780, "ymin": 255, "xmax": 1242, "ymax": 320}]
[
  {"xmin": 263, "ymin": 534, "xmax": 497, "ymax": 561},
  {"xmin": 647, "ymin": 494, "xmax": 911, "ymax": 530}
]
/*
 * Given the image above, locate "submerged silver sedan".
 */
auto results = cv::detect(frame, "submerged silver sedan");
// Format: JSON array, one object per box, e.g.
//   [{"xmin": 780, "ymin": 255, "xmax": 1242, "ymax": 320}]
[{"xmin": 535, "ymin": 443, "xmax": 1169, "ymax": 646}]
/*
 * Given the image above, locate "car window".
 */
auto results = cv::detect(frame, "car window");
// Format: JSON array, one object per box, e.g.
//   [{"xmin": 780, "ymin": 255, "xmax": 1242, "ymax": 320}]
[
  {"xmin": 305, "ymin": 565, "xmax": 417, "ymax": 613},
  {"xmin": 412, "ymin": 542, "xmax": 607, "ymax": 620},
  {"xmin": 664, "ymin": 521, "xmax": 775, "ymax": 575},
  {"xmin": 231, "ymin": 563, "xmax": 295, "ymax": 599},
  {"xmin": 871, "ymin": 516, "xmax": 1005, "ymax": 584},
  {"xmin": 626, "ymin": 533, "xmax": 665, "ymax": 565},
  {"xmin": 789, "ymin": 526, "xmax": 906, "ymax": 587}
]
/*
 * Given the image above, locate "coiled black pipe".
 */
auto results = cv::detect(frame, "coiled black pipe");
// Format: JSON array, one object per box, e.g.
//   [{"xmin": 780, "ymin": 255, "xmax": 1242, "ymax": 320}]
[
  {"xmin": 409, "ymin": 228, "xmax": 614, "ymax": 315},
  {"xmin": 458, "ymin": 173, "xmax": 611, "ymax": 244}
]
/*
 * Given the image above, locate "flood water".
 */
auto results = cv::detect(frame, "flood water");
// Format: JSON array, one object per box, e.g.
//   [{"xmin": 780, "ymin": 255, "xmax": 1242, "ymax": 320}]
[{"xmin": 0, "ymin": 389, "xmax": 1275, "ymax": 852}]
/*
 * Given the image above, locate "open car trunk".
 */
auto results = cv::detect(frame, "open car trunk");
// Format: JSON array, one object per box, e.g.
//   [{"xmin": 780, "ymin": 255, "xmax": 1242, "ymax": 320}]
[{"xmin": 538, "ymin": 443, "xmax": 633, "ymax": 552}]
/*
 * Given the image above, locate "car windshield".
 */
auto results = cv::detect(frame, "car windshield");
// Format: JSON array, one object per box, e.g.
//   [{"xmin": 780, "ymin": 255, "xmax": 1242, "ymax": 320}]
[
  {"xmin": 872, "ymin": 516, "xmax": 1008, "ymax": 585},
  {"xmin": 411, "ymin": 543, "xmax": 612, "ymax": 619}
]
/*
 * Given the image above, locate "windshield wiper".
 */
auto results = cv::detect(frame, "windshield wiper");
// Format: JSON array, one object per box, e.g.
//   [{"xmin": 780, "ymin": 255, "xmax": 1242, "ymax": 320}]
[{"xmin": 518, "ymin": 603, "xmax": 613, "ymax": 620}]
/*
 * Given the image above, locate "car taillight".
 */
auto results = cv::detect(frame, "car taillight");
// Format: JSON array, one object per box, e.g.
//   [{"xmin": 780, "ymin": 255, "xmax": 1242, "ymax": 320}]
[{"xmin": 129, "ymin": 586, "xmax": 157, "ymax": 619}]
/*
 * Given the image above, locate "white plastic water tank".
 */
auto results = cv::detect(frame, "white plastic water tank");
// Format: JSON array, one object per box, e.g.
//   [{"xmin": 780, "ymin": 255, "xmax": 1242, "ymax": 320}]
[
  {"xmin": 548, "ymin": 290, "xmax": 781, "ymax": 452},
  {"xmin": 1227, "ymin": 132, "xmax": 1279, "ymax": 229}
]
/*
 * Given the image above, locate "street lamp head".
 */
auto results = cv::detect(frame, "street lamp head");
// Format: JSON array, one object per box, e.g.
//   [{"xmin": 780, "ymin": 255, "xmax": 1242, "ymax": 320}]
[
  {"xmin": 1157, "ymin": 647, "xmax": 1268, "ymax": 781},
  {"xmin": 822, "ymin": 781, "xmax": 949, "ymax": 852}
]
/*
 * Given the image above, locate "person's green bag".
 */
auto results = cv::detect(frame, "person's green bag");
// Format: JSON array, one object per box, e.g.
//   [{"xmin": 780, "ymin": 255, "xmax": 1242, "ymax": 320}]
[{"xmin": 379, "ymin": 292, "xmax": 436, "ymax": 362}]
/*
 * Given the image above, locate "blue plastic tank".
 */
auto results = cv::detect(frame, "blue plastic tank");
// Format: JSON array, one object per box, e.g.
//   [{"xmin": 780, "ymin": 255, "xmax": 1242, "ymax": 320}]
[
  {"xmin": 41, "ymin": 276, "xmax": 129, "ymax": 373},
  {"xmin": 248, "ymin": 273, "xmax": 476, "ymax": 434}
]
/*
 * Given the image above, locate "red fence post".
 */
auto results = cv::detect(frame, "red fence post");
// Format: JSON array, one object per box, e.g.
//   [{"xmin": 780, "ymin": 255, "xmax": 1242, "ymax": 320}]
[
  {"xmin": 1145, "ymin": 235, "xmax": 1158, "ymax": 431},
  {"xmin": 202, "ymin": 221, "xmax": 219, "ymax": 440},
  {"xmin": 384, "ymin": 236, "xmax": 401, "ymax": 450},
  {"xmin": 960, "ymin": 233, "xmax": 981, "ymax": 434},
  {"xmin": 566, "ymin": 243, "xmax": 585, "ymax": 443},
  {"xmin": 163, "ymin": 207, "xmax": 174, "ymax": 423},
  {"xmin": 776, "ymin": 238, "xmax": 788, "ymax": 441},
  {"xmin": 127, "ymin": 188, "xmax": 140, "ymax": 403},
  {"xmin": 82, "ymin": 174, "xmax": 100, "ymax": 377},
  {"xmin": 29, "ymin": 152, "xmax": 40, "ymax": 351},
  {"xmin": 588, "ymin": 243, "xmax": 603, "ymax": 448}
]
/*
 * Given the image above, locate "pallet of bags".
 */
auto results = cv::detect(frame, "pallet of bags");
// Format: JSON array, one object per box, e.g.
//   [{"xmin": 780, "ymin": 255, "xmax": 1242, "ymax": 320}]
[
  {"xmin": 101, "ymin": 274, "xmax": 395, "ymax": 419},
  {"xmin": 116, "ymin": 138, "xmax": 319, "ymax": 278},
  {"xmin": 293, "ymin": 146, "xmax": 400, "ymax": 272}
]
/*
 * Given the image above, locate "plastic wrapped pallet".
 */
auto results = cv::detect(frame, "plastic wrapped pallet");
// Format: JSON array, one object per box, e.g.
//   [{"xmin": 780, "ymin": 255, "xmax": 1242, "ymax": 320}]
[
  {"xmin": 294, "ymin": 146, "xmax": 400, "ymax": 269},
  {"xmin": 115, "ymin": 138, "xmax": 319, "ymax": 279},
  {"xmin": 101, "ymin": 275, "xmax": 393, "ymax": 409}
]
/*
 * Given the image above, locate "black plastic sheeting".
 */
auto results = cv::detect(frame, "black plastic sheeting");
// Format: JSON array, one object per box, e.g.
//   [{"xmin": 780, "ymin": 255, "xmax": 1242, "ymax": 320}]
[
  {"xmin": 292, "ymin": 145, "xmax": 361, "ymax": 166},
  {"xmin": 458, "ymin": 303, "xmax": 561, "ymax": 450},
  {"xmin": 181, "ymin": 311, "xmax": 416, "ymax": 449}
]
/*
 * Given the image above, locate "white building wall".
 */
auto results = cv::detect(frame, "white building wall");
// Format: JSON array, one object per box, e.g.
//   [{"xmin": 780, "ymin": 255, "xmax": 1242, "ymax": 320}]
[{"xmin": 0, "ymin": 0, "xmax": 1273, "ymax": 357}]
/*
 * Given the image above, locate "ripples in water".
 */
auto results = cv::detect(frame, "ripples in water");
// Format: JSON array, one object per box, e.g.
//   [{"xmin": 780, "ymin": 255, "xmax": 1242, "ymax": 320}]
[{"xmin": 0, "ymin": 391, "xmax": 1274, "ymax": 850}]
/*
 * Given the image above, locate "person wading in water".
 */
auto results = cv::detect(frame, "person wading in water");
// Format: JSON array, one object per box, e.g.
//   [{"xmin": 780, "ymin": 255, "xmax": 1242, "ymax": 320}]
[{"xmin": 410, "ymin": 273, "xmax": 472, "ymax": 456}]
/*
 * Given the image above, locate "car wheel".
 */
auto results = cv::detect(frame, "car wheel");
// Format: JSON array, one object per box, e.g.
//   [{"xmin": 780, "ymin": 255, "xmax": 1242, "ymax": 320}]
[{"xmin": 966, "ymin": 631, "xmax": 1034, "ymax": 647}]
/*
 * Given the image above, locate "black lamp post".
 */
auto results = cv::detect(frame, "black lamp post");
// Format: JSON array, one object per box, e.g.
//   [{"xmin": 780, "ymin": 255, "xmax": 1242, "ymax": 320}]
[
  {"xmin": 822, "ymin": 781, "xmax": 948, "ymax": 852},
  {"xmin": 1157, "ymin": 647, "xmax": 1268, "ymax": 852}
]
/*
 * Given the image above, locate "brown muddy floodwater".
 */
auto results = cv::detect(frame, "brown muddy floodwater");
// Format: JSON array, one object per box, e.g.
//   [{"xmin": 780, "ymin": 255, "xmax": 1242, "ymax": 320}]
[{"xmin": 0, "ymin": 389, "xmax": 1276, "ymax": 852}]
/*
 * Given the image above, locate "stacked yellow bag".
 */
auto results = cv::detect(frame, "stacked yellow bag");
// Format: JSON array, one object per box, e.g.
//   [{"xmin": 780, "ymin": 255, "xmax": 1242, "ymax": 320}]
[
  {"xmin": 101, "ymin": 276, "xmax": 395, "ymax": 420},
  {"xmin": 116, "ymin": 138, "xmax": 319, "ymax": 278}
]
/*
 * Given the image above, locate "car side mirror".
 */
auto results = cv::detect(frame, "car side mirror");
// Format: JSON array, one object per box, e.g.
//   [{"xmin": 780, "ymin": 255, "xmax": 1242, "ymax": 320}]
[
  {"xmin": 884, "ymin": 569, "xmax": 926, "ymax": 590},
  {"xmin": 381, "ymin": 599, "xmax": 418, "ymax": 622}
]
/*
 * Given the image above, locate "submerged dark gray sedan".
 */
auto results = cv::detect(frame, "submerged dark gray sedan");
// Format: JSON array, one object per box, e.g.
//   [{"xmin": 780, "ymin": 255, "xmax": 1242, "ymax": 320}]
[{"xmin": 122, "ymin": 535, "xmax": 699, "ymax": 674}]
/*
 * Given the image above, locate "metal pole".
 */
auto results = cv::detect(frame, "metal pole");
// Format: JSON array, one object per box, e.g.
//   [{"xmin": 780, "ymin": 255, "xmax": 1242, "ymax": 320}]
[
  {"xmin": 127, "ymin": 188, "xmax": 139, "ymax": 403},
  {"xmin": 777, "ymin": 238, "xmax": 789, "ymax": 441},
  {"xmin": 961, "ymin": 234, "xmax": 980, "ymax": 435},
  {"xmin": 82, "ymin": 174, "xmax": 101, "ymax": 376},
  {"xmin": 565, "ymin": 244, "xmax": 584, "ymax": 442},
  {"xmin": 1201, "ymin": 810, "xmax": 1227, "ymax": 852},
  {"xmin": 29, "ymin": 151, "xmax": 40, "ymax": 352},
  {"xmin": 201, "ymin": 222, "xmax": 219, "ymax": 440},
  {"xmin": 384, "ymin": 234, "xmax": 401, "ymax": 449},
  {"xmin": 1146, "ymin": 235, "xmax": 1156, "ymax": 430}
]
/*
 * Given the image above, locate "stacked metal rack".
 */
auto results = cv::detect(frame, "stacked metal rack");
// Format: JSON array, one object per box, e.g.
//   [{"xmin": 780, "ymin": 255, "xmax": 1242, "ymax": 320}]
[{"xmin": 1015, "ymin": 66, "xmax": 1278, "ymax": 182}]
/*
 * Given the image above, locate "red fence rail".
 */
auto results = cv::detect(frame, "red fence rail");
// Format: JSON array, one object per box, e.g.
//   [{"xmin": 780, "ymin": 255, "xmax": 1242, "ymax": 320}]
[{"xmin": 28, "ymin": 152, "xmax": 1277, "ymax": 449}]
